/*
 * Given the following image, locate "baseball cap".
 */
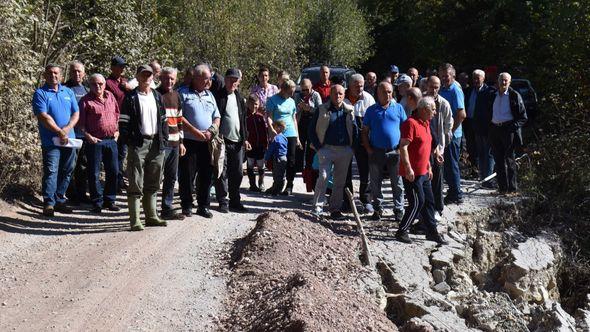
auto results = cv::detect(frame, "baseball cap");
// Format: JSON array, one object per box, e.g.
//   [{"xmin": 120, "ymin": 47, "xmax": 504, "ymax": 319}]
[
  {"xmin": 390, "ymin": 65, "xmax": 400, "ymax": 73},
  {"xmin": 225, "ymin": 68, "xmax": 241, "ymax": 79},
  {"xmin": 396, "ymin": 74, "xmax": 413, "ymax": 86},
  {"xmin": 111, "ymin": 56, "xmax": 127, "ymax": 67},
  {"xmin": 136, "ymin": 64, "xmax": 153, "ymax": 75}
]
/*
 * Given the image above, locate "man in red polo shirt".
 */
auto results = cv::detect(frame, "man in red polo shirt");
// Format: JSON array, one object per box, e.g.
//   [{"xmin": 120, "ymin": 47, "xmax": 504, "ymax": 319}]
[
  {"xmin": 396, "ymin": 96, "xmax": 447, "ymax": 245},
  {"xmin": 313, "ymin": 65, "xmax": 331, "ymax": 102}
]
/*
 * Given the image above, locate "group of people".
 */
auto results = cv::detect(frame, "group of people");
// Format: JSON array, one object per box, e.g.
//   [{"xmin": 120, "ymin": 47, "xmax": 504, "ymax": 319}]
[{"xmin": 32, "ymin": 58, "xmax": 526, "ymax": 243}]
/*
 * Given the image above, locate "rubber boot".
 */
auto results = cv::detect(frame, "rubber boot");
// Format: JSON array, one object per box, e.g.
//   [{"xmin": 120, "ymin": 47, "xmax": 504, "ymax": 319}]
[
  {"xmin": 258, "ymin": 169, "xmax": 265, "ymax": 192},
  {"xmin": 128, "ymin": 196, "xmax": 144, "ymax": 231},
  {"xmin": 247, "ymin": 168, "xmax": 259, "ymax": 191},
  {"xmin": 143, "ymin": 193, "xmax": 167, "ymax": 227}
]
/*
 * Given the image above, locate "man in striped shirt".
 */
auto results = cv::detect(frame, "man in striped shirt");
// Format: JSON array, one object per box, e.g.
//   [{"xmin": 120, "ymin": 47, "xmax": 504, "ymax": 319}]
[{"xmin": 156, "ymin": 67, "xmax": 185, "ymax": 220}]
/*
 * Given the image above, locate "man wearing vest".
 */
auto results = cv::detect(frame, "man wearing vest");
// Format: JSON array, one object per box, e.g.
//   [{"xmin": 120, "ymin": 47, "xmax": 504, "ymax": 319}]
[{"xmin": 308, "ymin": 85, "xmax": 359, "ymax": 220}]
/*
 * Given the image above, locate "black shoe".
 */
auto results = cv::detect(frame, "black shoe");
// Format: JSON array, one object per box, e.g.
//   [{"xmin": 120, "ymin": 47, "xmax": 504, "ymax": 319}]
[
  {"xmin": 249, "ymin": 186, "xmax": 261, "ymax": 192},
  {"xmin": 370, "ymin": 210, "xmax": 382, "ymax": 221},
  {"xmin": 443, "ymin": 196, "xmax": 464, "ymax": 205},
  {"xmin": 281, "ymin": 187, "xmax": 293, "ymax": 196},
  {"xmin": 103, "ymin": 202, "xmax": 121, "ymax": 212},
  {"xmin": 330, "ymin": 211, "xmax": 347, "ymax": 221},
  {"xmin": 229, "ymin": 204, "xmax": 248, "ymax": 213},
  {"xmin": 90, "ymin": 205, "xmax": 102, "ymax": 214},
  {"xmin": 42, "ymin": 205, "xmax": 54, "ymax": 217},
  {"xmin": 161, "ymin": 209, "xmax": 186, "ymax": 220},
  {"xmin": 197, "ymin": 208, "xmax": 213, "ymax": 218},
  {"xmin": 410, "ymin": 222, "xmax": 427, "ymax": 235},
  {"xmin": 426, "ymin": 232, "xmax": 449, "ymax": 245},
  {"xmin": 218, "ymin": 205, "xmax": 229, "ymax": 213},
  {"xmin": 54, "ymin": 202, "xmax": 73, "ymax": 214},
  {"xmin": 395, "ymin": 230, "xmax": 412, "ymax": 244},
  {"xmin": 181, "ymin": 209, "xmax": 193, "ymax": 217}
]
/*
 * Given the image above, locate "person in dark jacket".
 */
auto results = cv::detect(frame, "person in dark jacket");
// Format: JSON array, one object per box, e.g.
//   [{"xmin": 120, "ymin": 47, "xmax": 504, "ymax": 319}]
[
  {"xmin": 214, "ymin": 68, "xmax": 249, "ymax": 213},
  {"xmin": 245, "ymin": 94, "xmax": 268, "ymax": 192},
  {"xmin": 468, "ymin": 70, "xmax": 496, "ymax": 187},
  {"xmin": 488, "ymin": 72, "xmax": 527, "ymax": 193},
  {"xmin": 118, "ymin": 65, "xmax": 169, "ymax": 231}
]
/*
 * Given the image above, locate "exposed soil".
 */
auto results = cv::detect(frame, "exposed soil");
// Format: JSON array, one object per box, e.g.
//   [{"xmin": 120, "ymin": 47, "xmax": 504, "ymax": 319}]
[{"xmin": 221, "ymin": 210, "xmax": 397, "ymax": 331}]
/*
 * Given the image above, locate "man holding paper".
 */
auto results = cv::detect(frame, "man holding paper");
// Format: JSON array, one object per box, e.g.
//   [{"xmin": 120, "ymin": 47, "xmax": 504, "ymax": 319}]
[
  {"xmin": 32, "ymin": 64, "xmax": 80, "ymax": 217},
  {"xmin": 78, "ymin": 74, "xmax": 120, "ymax": 214}
]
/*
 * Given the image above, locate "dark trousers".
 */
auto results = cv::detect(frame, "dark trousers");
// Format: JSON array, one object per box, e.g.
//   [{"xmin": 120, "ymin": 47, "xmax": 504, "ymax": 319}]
[
  {"xmin": 443, "ymin": 136, "xmax": 463, "ymax": 200},
  {"xmin": 489, "ymin": 125, "xmax": 518, "ymax": 191},
  {"xmin": 215, "ymin": 140, "xmax": 244, "ymax": 207},
  {"xmin": 398, "ymin": 175, "xmax": 437, "ymax": 235},
  {"xmin": 295, "ymin": 116, "xmax": 314, "ymax": 172},
  {"xmin": 161, "ymin": 146, "xmax": 179, "ymax": 211},
  {"xmin": 463, "ymin": 118, "xmax": 478, "ymax": 167},
  {"xmin": 86, "ymin": 139, "xmax": 119, "ymax": 207},
  {"xmin": 431, "ymin": 155, "xmax": 444, "ymax": 213},
  {"xmin": 286, "ymin": 136, "xmax": 298, "ymax": 187},
  {"xmin": 117, "ymin": 141, "xmax": 127, "ymax": 186},
  {"xmin": 179, "ymin": 140, "xmax": 213, "ymax": 210},
  {"xmin": 66, "ymin": 142, "xmax": 89, "ymax": 200},
  {"xmin": 475, "ymin": 134, "xmax": 495, "ymax": 181},
  {"xmin": 354, "ymin": 144, "xmax": 370, "ymax": 203}
]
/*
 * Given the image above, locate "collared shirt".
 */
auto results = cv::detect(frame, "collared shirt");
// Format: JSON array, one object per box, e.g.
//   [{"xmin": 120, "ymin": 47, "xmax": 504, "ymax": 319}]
[
  {"xmin": 492, "ymin": 89, "xmax": 513, "ymax": 124},
  {"xmin": 220, "ymin": 92, "xmax": 240, "ymax": 142},
  {"xmin": 345, "ymin": 90, "xmax": 376, "ymax": 118},
  {"xmin": 266, "ymin": 94, "xmax": 297, "ymax": 137},
  {"xmin": 32, "ymin": 84, "xmax": 79, "ymax": 147},
  {"xmin": 137, "ymin": 90, "xmax": 158, "ymax": 136},
  {"xmin": 399, "ymin": 115, "xmax": 432, "ymax": 177},
  {"xmin": 363, "ymin": 100, "xmax": 407, "ymax": 149},
  {"xmin": 439, "ymin": 81, "xmax": 465, "ymax": 138},
  {"xmin": 323, "ymin": 105, "xmax": 349, "ymax": 146},
  {"xmin": 313, "ymin": 80, "xmax": 332, "ymax": 102},
  {"xmin": 250, "ymin": 84, "xmax": 279, "ymax": 108},
  {"xmin": 105, "ymin": 75, "xmax": 128, "ymax": 108},
  {"xmin": 78, "ymin": 90, "xmax": 120, "ymax": 138},
  {"xmin": 179, "ymin": 88, "xmax": 220, "ymax": 141}
]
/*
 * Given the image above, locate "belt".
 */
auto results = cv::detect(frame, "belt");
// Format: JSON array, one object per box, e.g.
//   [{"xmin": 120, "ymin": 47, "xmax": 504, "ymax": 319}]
[
  {"xmin": 142, "ymin": 134, "xmax": 158, "ymax": 140},
  {"xmin": 491, "ymin": 121, "xmax": 512, "ymax": 127}
]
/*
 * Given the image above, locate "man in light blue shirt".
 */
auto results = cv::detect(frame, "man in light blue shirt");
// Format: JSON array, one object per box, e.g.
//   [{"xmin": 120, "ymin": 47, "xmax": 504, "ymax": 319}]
[
  {"xmin": 438, "ymin": 63, "xmax": 466, "ymax": 204},
  {"xmin": 178, "ymin": 64, "xmax": 221, "ymax": 219},
  {"xmin": 32, "ymin": 64, "xmax": 79, "ymax": 217}
]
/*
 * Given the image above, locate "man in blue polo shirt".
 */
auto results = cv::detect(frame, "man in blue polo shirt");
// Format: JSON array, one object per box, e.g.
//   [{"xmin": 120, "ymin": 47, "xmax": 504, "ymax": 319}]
[
  {"xmin": 32, "ymin": 64, "xmax": 80, "ymax": 217},
  {"xmin": 362, "ymin": 81, "xmax": 407, "ymax": 221},
  {"xmin": 438, "ymin": 63, "xmax": 466, "ymax": 204},
  {"xmin": 178, "ymin": 64, "xmax": 221, "ymax": 219}
]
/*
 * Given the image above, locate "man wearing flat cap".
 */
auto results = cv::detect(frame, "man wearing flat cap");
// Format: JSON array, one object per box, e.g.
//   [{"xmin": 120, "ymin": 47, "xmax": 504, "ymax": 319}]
[
  {"xmin": 213, "ymin": 68, "xmax": 249, "ymax": 213},
  {"xmin": 119, "ymin": 64, "xmax": 169, "ymax": 231}
]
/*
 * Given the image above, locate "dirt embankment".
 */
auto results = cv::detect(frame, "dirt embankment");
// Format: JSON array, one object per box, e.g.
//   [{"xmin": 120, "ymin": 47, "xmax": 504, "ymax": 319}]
[{"xmin": 221, "ymin": 211, "xmax": 397, "ymax": 331}]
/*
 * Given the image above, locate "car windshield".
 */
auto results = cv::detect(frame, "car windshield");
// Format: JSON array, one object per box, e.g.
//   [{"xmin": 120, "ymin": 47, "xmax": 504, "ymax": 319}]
[{"xmin": 511, "ymin": 82, "xmax": 532, "ymax": 98}]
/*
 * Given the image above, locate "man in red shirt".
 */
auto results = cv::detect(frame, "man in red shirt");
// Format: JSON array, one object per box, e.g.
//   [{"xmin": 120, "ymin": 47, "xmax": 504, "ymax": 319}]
[
  {"xmin": 396, "ymin": 96, "xmax": 447, "ymax": 245},
  {"xmin": 313, "ymin": 65, "xmax": 331, "ymax": 102},
  {"xmin": 78, "ymin": 73, "xmax": 120, "ymax": 213},
  {"xmin": 105, "ymin": 56, "xmax": 132, "ymax": 191}
]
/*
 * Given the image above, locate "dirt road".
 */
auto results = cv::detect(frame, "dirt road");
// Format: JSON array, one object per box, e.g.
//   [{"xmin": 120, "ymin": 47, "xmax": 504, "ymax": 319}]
[{"xmin": 0, "ymin": 178, "xmax": 310, "ymax": 331}]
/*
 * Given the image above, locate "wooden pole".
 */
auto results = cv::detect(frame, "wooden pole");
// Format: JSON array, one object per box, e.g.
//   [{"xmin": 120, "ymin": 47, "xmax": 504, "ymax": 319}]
[{"xmin": 345, "ymin": 188, "xmax": 372, "ymax": 267}]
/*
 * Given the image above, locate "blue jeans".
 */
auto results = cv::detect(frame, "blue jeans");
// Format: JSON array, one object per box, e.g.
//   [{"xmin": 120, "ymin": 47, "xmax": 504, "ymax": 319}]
[
  {"xmin": 443, "ymin": 135, "xmax": 463, "ymax": 199},
  {"xmin": 42, "ymin": 146, "xmax": 77, "ymax": 206},
  {"xmin": 86, "ymin": 139, "xmax": 119, "ymax": 207},
  {"xmin": 475, "ymin": 134, "xmax": 495, "ymax": 181},
  {"xmin": 161, "ymin": 146, "xmax": 179, "ymax": 211}
]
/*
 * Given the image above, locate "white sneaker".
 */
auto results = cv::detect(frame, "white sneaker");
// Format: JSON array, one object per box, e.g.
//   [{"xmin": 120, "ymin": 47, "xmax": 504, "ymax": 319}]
[{"xmin": 313, "ymin": 207, "xmax": 323, "ymax": 217}]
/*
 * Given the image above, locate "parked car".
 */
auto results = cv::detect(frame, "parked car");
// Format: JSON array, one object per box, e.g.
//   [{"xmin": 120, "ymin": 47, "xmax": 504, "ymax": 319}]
[
  {"xmin": 296, "ymin": 65, "xmax": 356, "ymax": 90},
  {"xmin": 511, "ymin": 79, "xmax": 539, "ymax": 122}
]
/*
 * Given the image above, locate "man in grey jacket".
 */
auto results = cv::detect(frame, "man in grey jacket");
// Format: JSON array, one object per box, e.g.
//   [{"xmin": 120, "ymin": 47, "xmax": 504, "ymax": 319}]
[
  {"xmin": 294, "ymin": 78, "xmax": 322, "ymax": 172},
  {"xmin": 425, "ymin": 76, "xmax": 453, "ymax": 214}
]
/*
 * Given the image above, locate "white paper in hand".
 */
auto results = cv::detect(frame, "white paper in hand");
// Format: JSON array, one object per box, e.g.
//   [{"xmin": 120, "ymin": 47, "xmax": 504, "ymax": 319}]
[{"xmin": 52, "ymin": 137, "xmax": 83, "ymax": 149}]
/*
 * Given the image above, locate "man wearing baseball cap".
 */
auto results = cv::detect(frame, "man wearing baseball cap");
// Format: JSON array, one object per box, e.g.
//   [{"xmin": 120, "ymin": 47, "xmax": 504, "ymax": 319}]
[
  {"xmin": 118, "ymin": 64, "xmax": 169, "ymax": 231},
  {"xmin": 396, "ymin": 74, "xmax": 414, "ymax": 117},
  {"xmin": 213, "ymin": 68, "xmax": 249, "ymax": 213},
  {"xmin": 390, "ymin": 65, "xmax": 400, "ymax": 82}
]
